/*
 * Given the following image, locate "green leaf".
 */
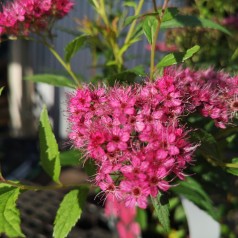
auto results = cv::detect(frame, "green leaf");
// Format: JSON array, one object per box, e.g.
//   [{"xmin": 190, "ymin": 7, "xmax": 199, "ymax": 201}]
[
  {"xmin": 0, "ymin": 87, "xmax": 4, "ymax": 96},
  {"xmin": 84, "ymin": 159, "xmax": 97, "ymax": 177},
  {"xmin": 65, "ymin": 35, "xmax": 89, "ymax": 63},
  {"xmin": 60, "ymin": 150, "xmax": 83, "ymax": 166},
  {"xmin": 151, "ymin": 193, "xmax": 170, "ymax": 233},
  {"xmin": 172, "ymin": 177, "xmax": 218, "ymax": 220},
  {"xmin": 161, "ymin": 7, "xmax": 179, "ymax": 22},
  {"xmin": 227, "ymin": 158, "xmax": 238, "ymax": 176},
  {"xmin": 136, "ymin": 208, "xmax": 148, "ymax": 230},
  {"xmin": 53, "ymin": 187, "xmax": 89, "ymax": 238},
  {"xmin": 143, "ymin": 16, "xmax": 159, "ymax": 44},
  {"xmin": 24, "ymin": 74, "xmax": 76, "ymax": 88},
  {"xmin": 0, "ymin": 185, "xmax": 25, "ymax": 238},
  {"xmin": 39, "ymin": 106, "xmax": 61, "ymax": 183},
  {"xmin": 192, "ymin": 129, "xmax": 221, "ymax": 161},
  {"xmin": 156, "ymin": 45, "xmax": 200, "ymax": 68},
  {"xmin": 123, "ymin": 1, "xmax": 137, "ymax": 9},
  {"xmin": 161, "ymin": 15, "xmax": 231, "ymax": 35}
]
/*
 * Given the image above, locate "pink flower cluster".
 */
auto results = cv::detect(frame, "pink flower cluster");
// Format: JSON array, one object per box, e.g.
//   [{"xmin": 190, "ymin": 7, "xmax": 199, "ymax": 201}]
[
  {"xmin": 146, "ymin": 42, "xmax": 178, "ymax": 52},
  {"xmin": 222, "ymin": 15, "xmax": 238, "ymax": 30},
  {"xmin": 0, "ymin": 0, "xmax": 74, "ymax": 36},
  {"xmin": 167, "ymin": 67, "xmax": 238, "ymax": 128},
  {"xmin": 105, "ymin": 195, "xmax": 140, "ymax": 238},
  {"xmin": 68, "ymin": 67, "xmax": 238, "ymax": 208}
]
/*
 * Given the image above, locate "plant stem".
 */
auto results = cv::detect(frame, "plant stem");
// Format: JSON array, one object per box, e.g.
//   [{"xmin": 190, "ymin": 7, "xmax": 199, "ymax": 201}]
[
  {"xmin": 149, "ymin": 0, "xmax": 170, "ymax": 80},
  {"xmin": 124, "ymin": 0, "xmax": 144, "ymax": 45},
  {"xmin": 47, "ymin": 45, "xmax": 81, "ymax": 88},
  {"xmin": 99, "ymin": 0, "xmax": 110, "ymax": 27},
  {"xmin": 1, "ymin": 179, "xmax": 93, "ymax": 191}
]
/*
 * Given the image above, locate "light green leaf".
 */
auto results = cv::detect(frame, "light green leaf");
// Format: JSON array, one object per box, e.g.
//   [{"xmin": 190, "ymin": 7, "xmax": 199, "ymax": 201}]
[
  {"xmin": 0, "ymin": 185, "xmax": 25, "ymax": 237},
  {"xmin": 0, "ymin": 87, "xmax": 4, "ymax": 96},
  {"xmin": 227, "ymin": 158, "xmax": 238, "ymax": 176},
  {"xmin": 53, "ymin": 187, "xmax": 89, "ymax": 238},
  {"xmin": 65, "ymin": 35, "xmax": 89, "ymax": 63},
  {"xmin": 24, "ymin": 74, "xmax": 76, "ymax": 88},
  {"xmin": 161, "ymin": 15, "xmax": 231, "ymax": 35},
  {"xmin": 60, "ymin": 150, "xmax": 83, "ymax": 166},
  {"xmin": 151, "ymin": 193, "xmax": 170, "ymax": 233},
  {"xmin": 156, "ymin": 45, "xmax": 200, "ymax": 68},
  {"xmin": 143, "ymin": 16, "xmax": 158, "ymax": 44},
  {"xmin": 123, "ymin": 1, "xmax": 137, "ymax": 9},
  {"xmin": 172, "ymin": 177, "xmax": 218, "ymax": 220},
  {"xmin": 39, "ymin": 106, "xmax": 61, "ymax": 183}
]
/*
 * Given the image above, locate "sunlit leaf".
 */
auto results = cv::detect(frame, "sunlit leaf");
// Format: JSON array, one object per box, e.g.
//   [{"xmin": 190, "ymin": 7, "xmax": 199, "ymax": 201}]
[
  {"xmin": 0, "ymin": 185, "xmax": 24, "ymax": 237},
  {"xmin": 143, "ymin": 16, "xmax": 158, "ymax": 44},
  {"xmin": 157, "ymin": 45, "xmax": 200, "ymax": 68},
  {"xmin": 53, "ymin": 187, "xmax": 89, "ymax": 238},
  {"xmin": 39, "ymin": 106, "xmax": 61, "ymax": 183},
  {"xmin": 227, "ymin": 158, "xmax": 238, "ymax": 176}
]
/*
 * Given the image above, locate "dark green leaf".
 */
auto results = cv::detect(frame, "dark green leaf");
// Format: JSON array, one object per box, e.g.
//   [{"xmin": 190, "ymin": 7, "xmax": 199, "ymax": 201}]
[
  {"xmin": 143, "ymin": 16, "xmax": 158, "ymax": 44},
  {"xmin": 0, "ymin": 87, "xmax": 4, "ymax": 96},
  {"xmin": 157, "ymin": 45, "xmax": 200, "ymax": 68},
  {"xmin": 65, "ymin": 35, "xmax": 89, "ymax": 63},
  {"xmin": 161, "ymin": 7, "xmax": 179, "ymax": 22},
  {"xmin": 227, "ymin": 158, "xmax": 238, "ymax": 176},
  {"xmin": 161, "ymin": 15, "xmax": 231, "ymax": 35},
  {"xmin": 84, "ymin": 159, "xmax": 97, "ymax": 177},
  {"xmin": 191, "ymin": 129, "xmax": 222, "ymax": 161},
  {"xmin": 24, "ymin": 74, "xmax": 76, "ymax": 88},
  {"xmin": 172, "ymin": 177, "xmax": 218, "ymax": 220},
  {"xmin": 0, "ymin": 185, "xmax": 24, "ymax": 237},
  {"xmin": 125, "ymin": 15, "xmax": 138, "ymax": 27},
  {"xmin": 60, "ymin": 150, "xmax": 83, "ymax": 166},
  {"xmin": 53, "ymin": 187, "xmax": 89, "ymax": 238},
  {"xmin": 151, "ymin": 193, "xmax": 170, "ymax": 233},
  {"xmin": 39, "ymin": 106, "xmax": 61, "ymax": 183}
]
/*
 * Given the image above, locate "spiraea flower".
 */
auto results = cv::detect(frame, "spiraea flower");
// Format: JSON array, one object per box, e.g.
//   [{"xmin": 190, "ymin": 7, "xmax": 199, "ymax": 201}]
[
  {"xmin": 68, "ymin": 67, "xmax": 238, "ymax": 208},
  {"xmin": 0, "ymin": 0, "xmax": 74, "ymax": 36}
]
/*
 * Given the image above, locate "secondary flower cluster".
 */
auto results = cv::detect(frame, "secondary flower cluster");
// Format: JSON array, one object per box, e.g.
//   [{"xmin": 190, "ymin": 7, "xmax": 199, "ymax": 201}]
[
  {"xmin": 68, "ymin": 67, "xmax": 238, "ymax": 208},
  {"xmin": 105, "ymin": 194, "xmax": 140, "ymax": 238},
  {"xmin": 0, "ymin": 0, "xmax": 74, "ymax": 36}
]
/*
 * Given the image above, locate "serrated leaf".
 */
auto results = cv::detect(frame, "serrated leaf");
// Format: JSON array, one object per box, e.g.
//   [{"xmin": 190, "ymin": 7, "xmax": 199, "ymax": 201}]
[
  {"xmin": 156, "ymin": 45, "xmax": 200, "ymax": 68},
  {"xmin": 24, "ymin": 74, "xmax": 76, "ymax": 88},
  {"xmin": 172, "ymin": 177, "xmax": 218, "ymax": 220},
  {"xmin": 161, "ymin": 15, "xmax": 231, "ymax": 35},
  {"xmin": 143, "ymin": 16, "xmax": 159, "ymax": 44},
  {"xmin": 53, "ymin": 187, "xmax": 89, "ymax": 238},
  {"xmin": 65, "ymin": 35, "xmax": 89, "ymax": 63},
  {"xmin": 60, "ymin": 150, "xmax": 83, "ymax": 166},
  {"xmin": 0, "ymin": 185, "xmax": 25, "ymax": 238},
  {"xmin": 0, "ymin": 87, "xmax": 4, "ymax": 96},
  {"xmin": 151, "ymin": 193, "xmax": 170, "ymax": 233},
  {"xmin": 227, "ymin": 158, "xmax": 238, "ymax": 176},
  {"xmin": 39, "ymin": 106, "xmax": 61, "ymax": 183}
]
